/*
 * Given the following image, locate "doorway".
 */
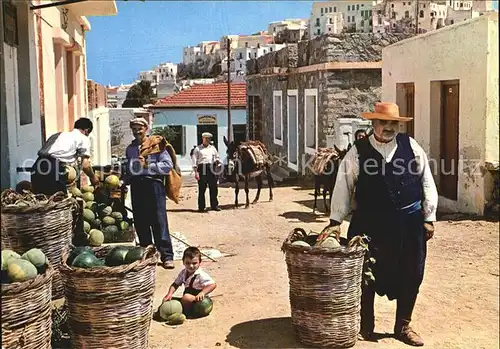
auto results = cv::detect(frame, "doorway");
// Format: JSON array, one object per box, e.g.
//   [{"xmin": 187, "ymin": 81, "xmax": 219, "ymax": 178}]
[
  {"xmin": 248, "ymin": 95, "xmax": 263, "ymax": 140},
  {"xmin": 197, "ymin": 124, "xmax": 218, "ymax": 149},
  {"xmin": 396, "ymin": 82, "xmax": 415, "ymax": 138},
  {"xmin": 440, "ymin": 80, "xmax": 459, "ymax": 201},
  {"xmin": 287, "ymin": 91, "xmax": 298, "ymax": 171}
]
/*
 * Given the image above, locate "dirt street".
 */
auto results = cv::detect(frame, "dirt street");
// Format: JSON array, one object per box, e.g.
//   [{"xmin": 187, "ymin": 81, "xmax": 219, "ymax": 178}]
[{"xmin": 148, "ymin": 181, "xmax": 499, "ymax": 349}]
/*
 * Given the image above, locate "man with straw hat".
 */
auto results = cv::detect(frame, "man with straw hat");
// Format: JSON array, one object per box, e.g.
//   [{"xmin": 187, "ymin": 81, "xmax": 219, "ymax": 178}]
[{"xmin": 319, "ymin": 102, "xmax": 438, "ymax": 346}]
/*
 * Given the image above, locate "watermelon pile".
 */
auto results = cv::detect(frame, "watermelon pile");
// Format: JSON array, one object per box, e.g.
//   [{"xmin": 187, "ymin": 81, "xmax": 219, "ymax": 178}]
[
  {"xmin": 1, "ymin": 248, "xmax": 48, "ymax": 284},
  {"xmin": 66, "ymin": 245, "xmax": 147, "ymax": 269},
  {"xmin": 71, "ymin": 182, "xmax": 133, "ymax": 245},
  {"xmin": 157, "ymin": 296, "xmax": 214, "ymax": 325}
]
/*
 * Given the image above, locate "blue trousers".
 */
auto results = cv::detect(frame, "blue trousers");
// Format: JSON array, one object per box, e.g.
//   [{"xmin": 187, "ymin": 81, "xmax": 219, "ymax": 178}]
[{"xmin": 130, "ymin": 177, "xmax": 174, "ymax": 262}]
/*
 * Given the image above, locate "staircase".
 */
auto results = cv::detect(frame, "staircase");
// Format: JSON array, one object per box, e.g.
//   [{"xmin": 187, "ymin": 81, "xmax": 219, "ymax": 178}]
[{"xmin": 269, "ymin": 162, "xmax": 298, "ymax": 185}]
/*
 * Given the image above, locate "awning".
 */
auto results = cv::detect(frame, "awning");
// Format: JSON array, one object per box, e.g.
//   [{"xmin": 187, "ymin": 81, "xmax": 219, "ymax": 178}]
[{"xmin": 65, "ymin": 0, "xmax": 117, "ymax": 17}]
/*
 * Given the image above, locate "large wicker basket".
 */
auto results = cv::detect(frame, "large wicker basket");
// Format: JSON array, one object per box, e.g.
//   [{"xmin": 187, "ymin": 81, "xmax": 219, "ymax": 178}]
[
  {"xmin": 281, "ymin": 228, "xmax": 368, "ymax": 348},
  {"xmin": 60, "ymin": 244, "xmax": 159, "ymax": 349},
  {"xmin": 1, "ymin": 192, "xmax": 78, "ymax": 300},
  {"xmin": 1, "ymin": 263, "xmax": 54, "ymax": 349}
]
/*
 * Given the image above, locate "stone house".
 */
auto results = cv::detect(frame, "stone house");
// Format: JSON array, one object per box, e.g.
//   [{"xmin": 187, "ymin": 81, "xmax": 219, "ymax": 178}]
[
  {"xmin": 245, "ymin": 33, "xmax": 409, "ymax": 176},
  {"xmin": 382, "ymin": 13, "xmax": 498, "ymax": 215}
]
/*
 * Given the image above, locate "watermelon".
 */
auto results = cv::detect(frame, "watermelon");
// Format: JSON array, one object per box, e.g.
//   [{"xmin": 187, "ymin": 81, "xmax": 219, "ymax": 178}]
[
  {"xmin": 105, "ymin": 246, "xmax": 132, "ymax": 267},
  {"xmin": 166, "ymin": 313, "xmax": 186, "ymax": 325},
  {"xmin": 119, "ymin": 221, "xmax": 130, "ymax": 231},
  {"xmin": 71, "ymin": 252, "xmax": 101, "ymax": 268},
  {"xmin": 82, "ymin": 192, "xmax": 95, "ymax": 202},
  {"xmin": 89, "ymin": 229, "xmax": 104, "ymax": 246},
  {"xmin": 191, "ymin": 296, "xmax": 213, "ymax": 318},
  {"xmin": 159, "ymin": 300, "xmax": 183, "ymax": 320},
  {"xmin": 124, "ymin": 246, "xmax": 146, "ymax": 264},
  {"xmin": 81, "ymin": 185, "xmax": 94, "ymax": 193},
  {"xmin": 83, "ymin": 221, "xmax": 91, "ymax": 233},
  {"xmin": 110, "ymin": 211, "xmax": 123, "ymax": 222},
  {"xmin": 7, "ymin": 259, "xmax": 38, "ymax": 282},
  {"xmin": 90, "ymin": 218, "xmax": 102, "ymax": 229},
  {"xmin": 83, "ymin": 208, "xmax": 96, "ymax": 222},
  {"xmin": 85, "ymin": 201, "xmax": 98, "ymax": 211},
  {"xmin": 102, "ymin": 226, "xmax": 116, "ymax": 243},
  {"xmin": 71, "ymin": 187, "xmax": 83, "ymax": 198},
  {"xmin": 21, "ymin": 248, "xmax": 47, "ymax": 269},
  {"xmin": 1, "ymin": 250, "xmax": 21, "ymax": 271},
  {"xmin": 102, "ymin": 216, "xmax": 116, "ymax": 226},
  {"xmin": 99, "ymin": 206, "xmax": 112, "ymax": 218},
  {"xmin": 67, "ymin": 246, "xmax": 94, "ymax": 266},
  {"xmin": 291, "ymin": 240, "xmax": 311, "ymax": 247},
  {"xmin": 105, "ymin": 175, "xmax": 120, "ymax": 189},
  {"xmin": 316, "ymin": 236, "xmax": 341, "ymax": 248}
]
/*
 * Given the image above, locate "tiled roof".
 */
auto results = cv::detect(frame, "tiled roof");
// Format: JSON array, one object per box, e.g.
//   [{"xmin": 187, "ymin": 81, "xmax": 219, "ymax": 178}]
[{"xmin": 153, "ymin": 82, "xmax": 246, "ymax": 108}]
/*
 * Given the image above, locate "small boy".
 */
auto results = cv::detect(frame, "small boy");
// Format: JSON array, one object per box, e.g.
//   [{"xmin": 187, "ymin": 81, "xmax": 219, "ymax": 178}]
[{"xmin": 163, "ymin": 247, "xmax": 216, "ymax": 314}]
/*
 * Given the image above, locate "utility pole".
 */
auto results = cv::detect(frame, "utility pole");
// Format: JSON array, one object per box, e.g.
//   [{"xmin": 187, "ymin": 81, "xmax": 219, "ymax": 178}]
[
  {"xmin": 415, "ymin": 0, "xmax": 420, "ymax": 34},
  {"xmin": 226, "ymin": 38, "xmax": 232, "ymax": 142}
]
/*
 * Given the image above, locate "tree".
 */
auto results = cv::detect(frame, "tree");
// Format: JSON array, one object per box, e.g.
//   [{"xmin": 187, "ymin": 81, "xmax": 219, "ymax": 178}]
[
  {"xmin": 122, "ymin": 80, "xmax": 155, "ymax": 108},
  {"xmin": 151, "ymin": 126, "xmax": 177, "ymax": 143}
]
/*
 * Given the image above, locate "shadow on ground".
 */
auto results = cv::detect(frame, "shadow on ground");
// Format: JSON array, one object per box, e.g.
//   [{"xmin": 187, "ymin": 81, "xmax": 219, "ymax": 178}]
[
  {"xmin": 279, "ymin": 211, "xmax": 327, "ymax": 223},
  {"xmin": 226, "ymin": 317, "xmax": 303, "ymax": 348}
]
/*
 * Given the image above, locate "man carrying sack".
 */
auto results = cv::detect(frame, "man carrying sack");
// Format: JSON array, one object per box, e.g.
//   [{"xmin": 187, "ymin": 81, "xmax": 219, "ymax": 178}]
[
  {"xmin": 191, "ymin": 132, "xmax": 222, "ymax": 212},
  {"xmin": 319, "ymin": 102, "xmax": 438, "ymax": 346},
  {"xmin": 31, "ymin": 118, "xmax": 101, "ymax": 195},
  {"xmin": 123, "ymin": 118, "xmax": 175, "ymax": 269}
]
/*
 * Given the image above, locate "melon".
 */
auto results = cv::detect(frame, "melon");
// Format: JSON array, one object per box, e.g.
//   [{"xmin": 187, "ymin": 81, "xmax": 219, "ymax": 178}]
[
  {"xmin": 316, "ymin": 236, "xmax": 341, "ymax": 248},
  {"xmin": 166, "ymin": 313, "xmax": 186, "ymax": 325},
  {"xmin": 71, "ymin": 187, "xmax": 83, "ymax": 198},
  {"xmin": 124, "ymin": 246, "xmax": 146, "ymax": 264},
  {"xmin": 21, "ymin": 248, "xmax": 47, "ymax": 269},
  {"xmin": 191, "ymin": 296, "xmax": 213, "ymax": 318},
  {"xmin": 83, "ymin": 208, "xmax": 96, "ymax": 222},
  {"xmin": 102, "ymin": 225, "xmax": 118, "ymax": 242},
  {"xmin": 85, "ymin": 201, "xmax": 97, "ymax": 211},
  {"xmin": 83, "ymin": 221, "xmax": 91, "ymax": 233},
  {"xmin": 99, "ymin": 206, "xmax": 113, "ymax": 218},
  {"xmin": 105, "ymin": 175, "xmax": 120, "ymax": 189},
  {"xmin": 90, "ymin": 218, "xmax": 102, "ymax": 229},
  {"xmin": 72, "ymin": 251, "xmax": 100, "ymax": 268},
  {"xmin": 159, "ymin": 300, "xmax": 183, "ymax": 320},
  {"xmin": 119, "ymin": 221, "xmax": 130, "ymax": 231},
  {"xmin": 2, "ymin": 250, "xmax": 21, "ymax": 271},
  {"xmin": 88, "ymin": 229, "xmax": 104, "ymax": 247},
  {"xmin": 110, "ymin": 211, "xmax": 123, "ymax": 222},
  {"xmin": 82, "ymin": 192, "xmax": 95, "ymax": 202},
  {"xmin": 81, "ymin": 185, "xmax": 94, "ymax": 193},
  {"xmin": 102, "ymin": 216, "xmax": 116, "ymax": 226},
  {"xmin": 105, "ymin": 246, "xmax": 132, "ymax": 266},
  {"xmin": 291, "ymin": 240, "xmax": 311, "ymax": 247},
  {"xmin": 65, "ymin": 166, "xmax": 77, "ymax": 183},
  {"xmin": 67, "ymin": 246, "xmax": 94, "ymax": 265},
  {"xmin": 7, "ymin": 259, "xmax": 38, "ymax": 282}
]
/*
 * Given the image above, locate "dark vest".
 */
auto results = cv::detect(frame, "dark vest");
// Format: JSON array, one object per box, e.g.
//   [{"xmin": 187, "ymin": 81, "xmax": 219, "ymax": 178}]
[{"xmin": 354, "ymin": 133, "xmax": 422, "ymax": 218}]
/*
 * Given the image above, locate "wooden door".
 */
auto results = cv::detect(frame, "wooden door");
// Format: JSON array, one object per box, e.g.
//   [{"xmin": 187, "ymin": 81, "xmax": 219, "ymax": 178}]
[
  {"xmin": 440, "ymin": 81, "xmax": 459, "ymax": 200},
  {"xmin": 248, "ymin": 96, "xmax": 263, "ymax": 141},
  {"xmin": 405, "ymin": 84, "xmax": 415, "ymax": 138},
  {"xmin": 197, "ymin": 125, "xmax": 218, "ymax": 150}
]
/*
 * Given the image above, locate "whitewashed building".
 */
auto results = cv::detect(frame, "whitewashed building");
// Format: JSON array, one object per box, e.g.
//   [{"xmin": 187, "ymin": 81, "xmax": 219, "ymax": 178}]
[{"xmin": 183, "ymin": 45, "xmax": 202, "ymax": 65}]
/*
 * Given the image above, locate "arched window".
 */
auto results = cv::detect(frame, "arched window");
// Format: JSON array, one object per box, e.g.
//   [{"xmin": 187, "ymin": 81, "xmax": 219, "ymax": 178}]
[
  {"xmin": 405, "ymin": 10, "xmax": 410, "ymax": 18},
  {"xmin": 419, "ymin": 10, "xmax": 424, "ymax": 17}
]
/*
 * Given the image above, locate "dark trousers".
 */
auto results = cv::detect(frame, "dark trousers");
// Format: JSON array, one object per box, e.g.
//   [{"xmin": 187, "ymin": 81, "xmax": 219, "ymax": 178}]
[
  {"xmin": 31, "ymin": 156, "xmax": 67, "ymax": 196},
  {"xmin": 130, "ymin": 177, "xmax": 174, "ymax": 262},
  {"xmin": 197, "ymin": 164, "xmax": 218, "ymax": 210}
]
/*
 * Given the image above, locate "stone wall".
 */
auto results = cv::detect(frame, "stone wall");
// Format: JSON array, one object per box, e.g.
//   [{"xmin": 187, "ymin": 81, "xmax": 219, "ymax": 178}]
[{"xmin": 109, "ymin": 108, "xmax": 138, "ymax": 157}]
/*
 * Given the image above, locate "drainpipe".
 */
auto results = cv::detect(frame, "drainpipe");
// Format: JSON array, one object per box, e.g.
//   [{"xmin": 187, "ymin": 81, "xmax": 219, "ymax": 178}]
[
  {"xmin": 82, "ymin": 25, "xmax": 88, "ymax": 117},
  {"xmin": 36, "ymin": 2, "xmax": 47, "ymax": 143}
]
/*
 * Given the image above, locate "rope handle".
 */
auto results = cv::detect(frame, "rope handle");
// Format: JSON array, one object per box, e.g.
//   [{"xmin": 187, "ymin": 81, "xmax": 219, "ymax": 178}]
[{"xmin": 281, "ymin": 227, "xmax": 308, "ymax": 252}]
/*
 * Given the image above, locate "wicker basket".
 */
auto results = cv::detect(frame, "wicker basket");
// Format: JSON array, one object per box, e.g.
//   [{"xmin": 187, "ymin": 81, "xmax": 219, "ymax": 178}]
[
  {"xmin": 281, "ymin": 228, "xmax": 368, "ymax": 348},
  {"xmin": 1, "ymin": 193, "xmax": 78, "ymax": 300},
  {"xmin": 1, "ymin": 263, "xmax": 54, "ymax": 349},
  {"xmin": 60, "ymin": 244, "xmax": 159, "ymax": 349}
]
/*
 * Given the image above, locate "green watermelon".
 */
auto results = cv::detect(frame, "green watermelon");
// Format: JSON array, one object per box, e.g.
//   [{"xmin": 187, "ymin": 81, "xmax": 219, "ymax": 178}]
[
  {"xmin": 67, "ymin": 246, "xmax": 94, "ymax": 265},
  {"xmin": 88, "ymin": 229, "xmax": 104, "ymax": 247},
  {"xmin": 105, "ymin": 246, "xmax": 132, "ymax": 266},
  {"xmin": 102, "ymin": 216, "xmax": 116, "ymax": 226},
  {"xmin": 90, "ymin": 218, "xmax": 102, "ymax": 229},
  {"xmin": 110, "ymin": 211, "xmax": 123, "ymax": 222},
  {"xmin": 83, "ymin": 208, "xmax": 96, "ymax": 222},
  {"xmin": 102, "ymin": 225, "xmax": 118, "ymax": 243},
  {"xmin": 85, "ymin": 201, "xmax": 98, "ymax": 211},
  {"xmin": 105, "ymin": 175, "xmax": 120, "ymax": 189},
  {"xmin": 99, "ymin": 206, "xmax": 112, "ymax": 218},
  {"xmin": 124, "ymin": 246, "xmax": 146, "ymax": 264},
  {"xmin": 83, "ymin": 221, "xmax": 91, "ymax": 233},
  {"xmin": 1, "ymin": 250, "xmax": 21, "ymax": 271},
  {"xmin": 82, "ymin": 192, "xmax": 95, "ymax": 202},
  {"xmin": 81, "ymin": 185, "xmax": 94, "ymax": 193},
  {"xmin": 119, "ymin": 221, "xmax": 130, "ymax": 231},
  {"xmin": 159, "ymin": 300, "xmax": 183, "ymax": 320},
  {"xmin": 71, "ymin": 252, "xmax": 101, "ymax": 268},
  {"xmin": 7, "ymin": 259, "xmax": 38, "ymax": 282},
  {"xmin": 166, "ymin": 313, "xmax": 186, "ymax": 325},
  {"xmin": 21, "ymin": 248, "xmax": 47, "ymax": 269},
  {"xmin": 70, "ymin": 187, "xmax": 83, "ymax": 198},
  {"xmin": 191, "ymin": 296, "xmax": 213, "ymax": 318}
]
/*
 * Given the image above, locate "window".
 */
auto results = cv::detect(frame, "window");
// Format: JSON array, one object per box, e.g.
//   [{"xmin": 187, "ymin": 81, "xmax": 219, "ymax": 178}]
[
  {"xmin": 165, "ymin": 125, "xmax": 185, "ymax": 155},
  {"xmin": 329, "ymin": 7, "xmax": 332, "ymax": 12},
  {"xmin": 378, "ymin": 10, "xmax": 381, "ymax": 14},
  {"xmin": 405, "ymin": 10, "xmax": 410, "ymax": 18},
  {"xmin": 316, "ymin": 18, "xmax": 320, "ymax": 26},
  {"xmin": 348, "ymin": 16, "xmax": 351, "ymax": 22},
  {"xmin": 238, "ymin": 52, "xmax": 243, "ymax": 59},
  {"xmin": 334, "ymin": 6, "xmax": 337, "ymax": 12},
  {"xmin": 392, "ymin": 12, "xmax": 396, "ymax": 19},
  {"xmin": 378, "ymin": 17, "xmax": 382, "ymax": 24},
  {"xmin": 369, "ymin": 10, "xmax": 372, "ymax": 16},
  {"xmin": 356, "ymin": 4, "xmax": 360, "ymax": 10},
  {"xmin": 317, "ymin": 29, "xmax": 320, "ymax": 35},
  {"xmin": 273, "ymin": 91, "xmax": 283, "ymax": 145},
  {"xmin": 403, "ymin": 1, "xmax": 406, "ymax": 5},
  {"xmin": 233, "ymin": 124, "xmax": 246, "ymax": 145},
  {"xmin": 329, "ymin": 17, "xmax": 333, "ymax": 24},
  {"xmin": 287, "ymin": 90, "xmax": 298, "ymax": 170},
  {"xmin": 304, "ymin": 89, "xmax": 318, "ymax": 154},
  {"xmin": 321, "ymin": 8, "xmax": 324, "ymax": 14},
  {"xmin": 361, "ymin": 10, "xmax": 364, "ymax": 16},
  {"xmin": 419, "ymin": 10, "xmax": 424, "ymax": 17},
  {"xmin": 348, "ymin": 5, "xmax": 350, "ymax": 11},
  {"xmin": 391, "ymin": 3, "xmax": 394, "ymax": 8}
]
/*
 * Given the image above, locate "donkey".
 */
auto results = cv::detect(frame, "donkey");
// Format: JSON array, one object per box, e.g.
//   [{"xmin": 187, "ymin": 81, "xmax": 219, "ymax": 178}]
[
  {"xmin": 223, "ymin": 136, "xmax": 275, "ymax": 208},
  {"xmin": 312, "ymin": 144, "xmax": 350, "ymax": 214}
]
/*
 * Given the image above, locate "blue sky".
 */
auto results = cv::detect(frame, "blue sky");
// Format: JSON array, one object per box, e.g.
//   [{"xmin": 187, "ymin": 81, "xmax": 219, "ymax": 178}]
[{"xmin": 86, "ymin": 1, "xmax": 313, "ymax": 85}]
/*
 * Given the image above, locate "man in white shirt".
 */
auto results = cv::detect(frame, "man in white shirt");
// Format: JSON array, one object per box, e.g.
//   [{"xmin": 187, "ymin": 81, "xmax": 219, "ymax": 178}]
[
  {"xmin": 31, "ymin": 118, "xmax": 100, "ymax": 195},
  {"xmin": 191, "ymin": 132, "xmax": 222, "ymax": 212},
  {"xmin": 320, "ymin": 102, "xmax": 438, "ymax": 347}
]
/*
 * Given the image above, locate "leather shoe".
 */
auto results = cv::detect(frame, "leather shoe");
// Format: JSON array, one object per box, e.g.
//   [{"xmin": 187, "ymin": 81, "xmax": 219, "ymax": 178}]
[
  {"xmin": 395, "ymin": 324, "xmax": 424, "ymax": 346},
  {"xmin": 211, "ymin": 207, "xmax": 221, "ymax": 211},
  {"xmin": 162, "ymin": 261, "xmax": 175, "ymax": 270}
]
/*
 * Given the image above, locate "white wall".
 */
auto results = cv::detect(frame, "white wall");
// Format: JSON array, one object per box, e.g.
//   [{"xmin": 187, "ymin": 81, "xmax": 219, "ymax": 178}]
[
  {"xmin": 88, "ymin": 107, "xmax": 111, "ymax": 166},
  {"xmin": 382, "ymin": 13, "xmax": 499, "ymax": 215}
]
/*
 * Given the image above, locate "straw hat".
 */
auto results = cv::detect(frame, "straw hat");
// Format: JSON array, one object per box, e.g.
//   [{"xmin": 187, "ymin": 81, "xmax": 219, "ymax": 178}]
[
  {"xmin": 361, "ymin": 102, "xmax": 412, "ymax": 122},
  {"xmin": 202, "ymin": 132, "xmax": 213, "ymax": 138}
]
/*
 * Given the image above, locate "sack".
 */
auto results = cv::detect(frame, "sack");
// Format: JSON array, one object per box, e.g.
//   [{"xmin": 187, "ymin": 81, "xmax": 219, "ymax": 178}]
[
  {"xmin": 140, "ymin": 135, "xmax": 166, "ymax": 157},
  {"xmin": 38, "ymin": 132, "xmax": 61, "ymax": 157},
  {"xmin": 164, "ymin": 143, "xmax": 182, "ymax": 204}
]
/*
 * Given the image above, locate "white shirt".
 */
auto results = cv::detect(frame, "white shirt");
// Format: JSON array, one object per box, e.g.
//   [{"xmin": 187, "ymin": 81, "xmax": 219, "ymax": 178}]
[
  {"xmin": 174, "ymin": 268, "xmax": 215, "ymax": 293},
  {"xmin": 47, "ymin": 129, "xmax": 91, "ymax": 164},
  {"xmin": 330, "ymin": 134, "xmax": 438, "ymax": 223},
  {"xmin": 191, "ymin": 144, "xmax": 220, "ymax": 168}
]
